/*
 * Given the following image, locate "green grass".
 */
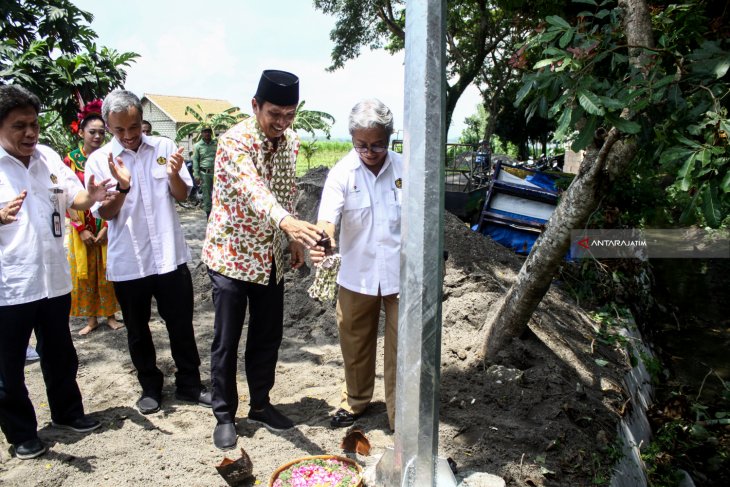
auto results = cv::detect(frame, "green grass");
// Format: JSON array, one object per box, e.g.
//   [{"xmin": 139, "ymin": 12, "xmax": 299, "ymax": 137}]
[{"xmin": 297, "ymin": 140, "xmax": 351, "ymax": 176}]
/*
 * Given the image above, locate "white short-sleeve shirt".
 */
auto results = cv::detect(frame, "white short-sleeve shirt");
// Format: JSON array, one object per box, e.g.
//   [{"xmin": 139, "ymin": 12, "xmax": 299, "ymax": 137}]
[
  {"xmin": 85, "ymin": 135, "xmax": 192, "ymax": 282},
  {"xmin": 0, "ymin": 145, "xmax": 83, "ymax": 305},
  {"xmin": 317, "ymin": 149, "xmax": 402, "ymax": 296}
]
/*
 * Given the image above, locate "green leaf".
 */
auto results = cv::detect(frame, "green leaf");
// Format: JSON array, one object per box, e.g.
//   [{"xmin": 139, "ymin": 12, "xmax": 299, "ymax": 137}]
[
  {"xmin": 595, "ymin": 359, "xmax": 609, "ymax": 367},
  {"xmin": 599, "ymin": 96, "xmax": 625, "ymax": 111},
  {"xmin": 675, "ymin": 133, "xmax": 703, "ymax": 149},
  {"xmin": 679, "ymin": 186, "xmax": 701, "ymax": 225},
  {"xmin": 554, "ymin": 108, "xmax": 573, "ymax": 140},
  {"xmin": 613, "ymin": 118, "xmax": 641, "ymax": 135},
  {"xmin": 571, "ymin": 116, "xmax": 599, "ymax": 152},
  {"xmin": 660, "ymin": 146, "xmax": 694, "ymax": 166},
  {"xmin": 678, "ymin": 153, "xmax": 697, "ymax": 179},
  {"xmin": 545, "ymin": 15, "xmax": 571, "ymax": 29},
  {"xmin": 544, "ymin": 47, "xmax": 565, "ymax": 56},
  {"xmin": 702, "ymin": 184, "xmax": 722, "ymax": 227},
  {"xmin": 515, "ymin": 79, "xmax": 536, "ymax": 107},
  {"xmin": 537, "ymin": 30, "xmax": 562, "ymax": 44},
  {"xmin": 721, "ymin": 171, "xmax": 730, "ymax": 193},
  {"xmin": 533, "ymin": 58, "xmax": 558, "ymax": 69},
  {"xmin": 699, "ymin": 149, "xmax": 712, "ymax": 167},
  {"xmin": 573, "ymin": 0, "xmax": 598, "ymax": 5},
  {"xmin": 559, "ymin": 30, "xmax": 574, "ymax": 49},
  {"xmin": 554, "ymin": 57, "xmax": 572, "ymax": 72},
  {"xmin": 714, "ymin": 59, "xmax": 730, "ymax": 78},
  {"xmin": 578, "ymin": 90, "xmax": 605, "ymax": 116}
]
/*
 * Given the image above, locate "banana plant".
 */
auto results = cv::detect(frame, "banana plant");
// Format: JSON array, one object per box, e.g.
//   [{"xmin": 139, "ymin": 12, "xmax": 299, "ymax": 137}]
[
  {"xmin": 293, "ymin": 101, "xmax": 335, "ymax": 139},
  {"xmin": 175, "ymin": 105, "xmax": 248, "ymax": 143}
]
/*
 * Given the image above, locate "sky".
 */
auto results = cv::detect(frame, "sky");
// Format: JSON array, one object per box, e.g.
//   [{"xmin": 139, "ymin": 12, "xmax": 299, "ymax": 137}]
[{"xmin": 70, "ymin": 0, "xmax": 481, "ymax": 141}]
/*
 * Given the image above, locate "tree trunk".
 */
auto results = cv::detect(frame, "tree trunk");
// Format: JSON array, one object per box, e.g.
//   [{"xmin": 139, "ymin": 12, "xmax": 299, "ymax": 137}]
[{"xmin": 479, "ymin": 0, "xmax": 653, "ymax": 360}]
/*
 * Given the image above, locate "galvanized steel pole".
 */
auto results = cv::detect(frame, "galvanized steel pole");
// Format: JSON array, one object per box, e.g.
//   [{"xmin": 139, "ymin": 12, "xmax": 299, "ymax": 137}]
[{"xmin": 375, "ymin": 0, "xmax": 455, "ymax": 485}]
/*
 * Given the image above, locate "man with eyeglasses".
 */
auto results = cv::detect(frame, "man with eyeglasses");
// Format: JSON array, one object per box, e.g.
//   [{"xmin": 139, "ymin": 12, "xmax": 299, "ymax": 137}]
[
  {"xmin": 310, "ymin": 98, "xmax": 402, "ymax": 431},
  {"xmin": 202, "ymin": 70, "xmax": 323, "ymax": 450}
]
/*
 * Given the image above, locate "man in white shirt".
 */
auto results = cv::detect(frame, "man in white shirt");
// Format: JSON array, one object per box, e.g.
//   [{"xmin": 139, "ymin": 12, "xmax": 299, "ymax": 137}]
[
  {"xmin": 310, "ymin": 99, "xmax": 402, "ymax": 431},
  {"xmin": 85, "ymin": 90, "xmax": 211, "ymax": 415},
  {"xmin": 0, "ymin": 85, "xmax": 109, "ymax": 460}
]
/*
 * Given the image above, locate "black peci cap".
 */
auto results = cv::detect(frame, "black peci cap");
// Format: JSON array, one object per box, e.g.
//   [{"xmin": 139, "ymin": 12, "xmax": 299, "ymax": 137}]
[{"xmin": 255, "ymin": 70, "xmax": 299, "ymax": 107}]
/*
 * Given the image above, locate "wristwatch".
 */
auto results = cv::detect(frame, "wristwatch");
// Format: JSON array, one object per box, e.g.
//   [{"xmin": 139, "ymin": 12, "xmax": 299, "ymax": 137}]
[{"xmin": 116, "ymin": 183, "xmax": 130, "ymax": 194}]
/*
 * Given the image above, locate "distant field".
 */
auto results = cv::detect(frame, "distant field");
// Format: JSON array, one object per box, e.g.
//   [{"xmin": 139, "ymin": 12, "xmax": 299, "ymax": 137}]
[{"xmin": 297, "ymin": 140, "xmax": 351, "ymax": 176}]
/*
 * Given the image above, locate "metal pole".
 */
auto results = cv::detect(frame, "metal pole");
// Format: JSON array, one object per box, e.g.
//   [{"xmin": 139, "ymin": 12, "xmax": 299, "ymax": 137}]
[{"xmin": 375, "ymin": 0, "xmax": 455, "ymax": 485}]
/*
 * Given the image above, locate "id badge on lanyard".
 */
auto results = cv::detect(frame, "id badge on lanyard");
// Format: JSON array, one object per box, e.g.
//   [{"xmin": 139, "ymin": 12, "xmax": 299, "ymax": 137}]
[{"xmin": 50, "ymin": 188, "xmax": 63, "ymax": 237}]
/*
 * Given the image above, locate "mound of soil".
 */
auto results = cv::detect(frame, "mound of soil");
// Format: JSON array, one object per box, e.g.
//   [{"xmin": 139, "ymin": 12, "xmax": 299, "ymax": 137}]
[{"xmin": 0, "ymin": 168, "xmax": 628, "ymax": 486}]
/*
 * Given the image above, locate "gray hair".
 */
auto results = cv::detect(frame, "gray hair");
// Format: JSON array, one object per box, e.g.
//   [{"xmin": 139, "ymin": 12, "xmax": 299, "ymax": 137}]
[
  {"xmin": 348, "ymin": 98, "xmax": 394, "ymax": 135},
  {"xmin": 102, "ymin": 90, "xmax": 143, "ymax": 122}
]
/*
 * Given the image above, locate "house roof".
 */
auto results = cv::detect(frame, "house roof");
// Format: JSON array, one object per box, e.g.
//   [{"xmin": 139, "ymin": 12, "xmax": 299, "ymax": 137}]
[{"xmin": 142, "ymin": 94, "xmax": 237, "ymax": 123}]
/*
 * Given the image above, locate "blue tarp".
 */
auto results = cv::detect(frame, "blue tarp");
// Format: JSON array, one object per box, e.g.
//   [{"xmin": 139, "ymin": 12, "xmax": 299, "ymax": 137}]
[
  {"xmin": 525, "ymin": 172, "xmax": 559, "ymax": 192},
  {"xmin": 472, "ymin": 209, "xmax": 548, "ymax": 255}
]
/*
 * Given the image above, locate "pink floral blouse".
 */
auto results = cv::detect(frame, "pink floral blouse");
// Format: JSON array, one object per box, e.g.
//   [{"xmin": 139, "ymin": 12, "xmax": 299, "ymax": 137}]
[{"xmin": 202, "ymin": 117, "xmax": 299, "ymax": 284}]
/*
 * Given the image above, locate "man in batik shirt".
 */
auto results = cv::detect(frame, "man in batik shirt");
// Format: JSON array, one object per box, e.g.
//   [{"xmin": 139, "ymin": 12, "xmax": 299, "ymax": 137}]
[{"xmin": 202, "ymin": 70, "xmax": 322, "ymax": 451}]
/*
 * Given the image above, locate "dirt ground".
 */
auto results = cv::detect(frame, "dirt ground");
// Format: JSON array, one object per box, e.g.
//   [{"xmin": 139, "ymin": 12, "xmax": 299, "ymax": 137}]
[{"xmin": 0, "ymin": 168, "xmax": 629, "ymax": 486}]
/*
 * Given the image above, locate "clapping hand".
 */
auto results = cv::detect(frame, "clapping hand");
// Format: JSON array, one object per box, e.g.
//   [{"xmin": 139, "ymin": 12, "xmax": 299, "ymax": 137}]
[
  {"xmin": 86, "ymin": 174, "xmax": 114, "ymax": 202},
  {"xmin": 108, "ymin": 153, "xmax": 131, "ymax": 190},
  {"xmin": 167, "ymin": 147, "xmax": 185, "ymax": 176},
  {"xmin": 0, "ymin": 191, "xmax": 27, "ymax": 225}
]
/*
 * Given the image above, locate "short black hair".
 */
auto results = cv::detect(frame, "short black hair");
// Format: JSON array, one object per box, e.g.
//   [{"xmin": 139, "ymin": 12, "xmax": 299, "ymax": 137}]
[
  {"xmin": 201, "ymin": 127, "xmax": 212, "ymax": 133},
  {"xmin": 142, "ymin": 120, "xmax": 152, "ymax": 127},
  {"xmin": 0, "ymin": 85, "xmax": 41, "ymax": 125}
]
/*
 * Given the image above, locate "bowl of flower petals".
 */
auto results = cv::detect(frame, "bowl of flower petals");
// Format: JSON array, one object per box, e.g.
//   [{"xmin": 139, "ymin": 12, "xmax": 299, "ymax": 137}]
[{"xmin": 269, "ymin": 455, "xmax": 363, "ymax": 487}]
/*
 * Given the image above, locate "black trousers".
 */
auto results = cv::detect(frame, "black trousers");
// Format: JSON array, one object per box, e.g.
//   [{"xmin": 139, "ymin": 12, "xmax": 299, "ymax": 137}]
[
  {"xmin": 113, "ymin": 264, "xmax": 201, "ymax": 400},
  {"xmin": 208, "ymin": 266, "xmax": 284, "ymax": 424},
  {"xmin": 0, "ymin": 294, "xmax": 84, "ymax": 445}
]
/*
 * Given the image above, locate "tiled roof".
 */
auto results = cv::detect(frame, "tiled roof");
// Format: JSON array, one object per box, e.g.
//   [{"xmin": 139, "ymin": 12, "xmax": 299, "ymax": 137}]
[{"xmin": 142, "ymin": 94, "xmax": 237, "ymax": 123}]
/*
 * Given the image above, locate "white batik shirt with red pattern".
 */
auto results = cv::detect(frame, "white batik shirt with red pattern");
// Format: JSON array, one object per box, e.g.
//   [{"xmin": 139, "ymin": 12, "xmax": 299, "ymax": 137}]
[{"xmin": 202, "ymin": 117, "xmax": 299, "ymax": 284}]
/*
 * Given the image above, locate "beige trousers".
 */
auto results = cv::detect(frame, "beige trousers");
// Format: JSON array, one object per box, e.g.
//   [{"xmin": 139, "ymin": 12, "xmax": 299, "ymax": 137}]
[{"xmin": 336, "ymin": 286, "xmax": 398, "ymax": 429}]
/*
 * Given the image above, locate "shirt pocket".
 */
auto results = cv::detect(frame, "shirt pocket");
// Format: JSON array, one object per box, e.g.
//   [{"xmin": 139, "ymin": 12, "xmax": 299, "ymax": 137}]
[
  {"xmin": 387, "ymin": 188, "xmax": 402, "ymax": 225},
  {"xmin": 151, "ymin": 164, "xmax": 170, "ymax": 199},
  {"xmin": 342, "ymin": 193, "xmax": 372, "ymax": 230}
]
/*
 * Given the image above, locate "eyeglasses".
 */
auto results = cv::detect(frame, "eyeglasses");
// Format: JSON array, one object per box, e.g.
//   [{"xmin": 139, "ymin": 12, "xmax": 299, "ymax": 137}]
[{"xmin": 353, "ymin": 143, "xmax": 388, "ymax": 154}]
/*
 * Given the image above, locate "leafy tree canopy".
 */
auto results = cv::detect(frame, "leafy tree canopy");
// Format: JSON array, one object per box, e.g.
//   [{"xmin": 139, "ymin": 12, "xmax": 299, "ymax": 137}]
[
  {"xmin": 1, "ymin": 0, "xmax": 138, "ymax": 126},
  {"xmin": 516, "ymin": 0, "xmax": 729, "ymax": 227},
  {"xmin": 313, "ymin": 0, "xmax": 569, "ymax": 131}
]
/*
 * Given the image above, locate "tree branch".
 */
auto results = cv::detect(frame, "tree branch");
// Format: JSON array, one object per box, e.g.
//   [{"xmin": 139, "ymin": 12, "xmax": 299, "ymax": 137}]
[{"xmin": 375, "ymin": 1, "xmax": 404, "ymax": 40}]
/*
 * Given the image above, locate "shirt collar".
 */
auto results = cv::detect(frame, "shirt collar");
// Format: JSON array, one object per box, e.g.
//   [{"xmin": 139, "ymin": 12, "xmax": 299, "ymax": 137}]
[
  {"xmin": 345, "ymin": 148, "xmax": 392, "ymax": 175},
  {"xmin": 251, "ymin": 118, "xmax": 291, "ymax": 155},
  {"xmin": 112, "ymin": 135, "xmax": 152, "ymax": 157},
  {"xmin": 0, "ymin": 145, "xmax": 39, "ymax": 167}
]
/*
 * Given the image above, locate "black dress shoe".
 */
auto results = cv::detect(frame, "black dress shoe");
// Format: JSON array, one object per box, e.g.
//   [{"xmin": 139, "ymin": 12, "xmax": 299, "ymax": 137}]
[
  {"xmin": 14, "ymin": 438, "xmax": 47, "ymax": 460},
  {"xmin": 136, "ymin": 396, "xmax": 161, "ymax": 415},
  {"xmin": 52, "ymin": 415, "xmax": 101, "ymax": 433},
  {"xmin": 330, "ymin": 408, "xmax": 359, "ymax": 428},
  {"xmin": 247, "ymin": 404, "xmax": 294, "ymax": 431},
  {"xmin": 175, "ymin": 387, "xmax": 212, "ymax": 408},
  {"xmin": 213, "ymin": 423, "xmax": 237, "ymax": 451}
]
